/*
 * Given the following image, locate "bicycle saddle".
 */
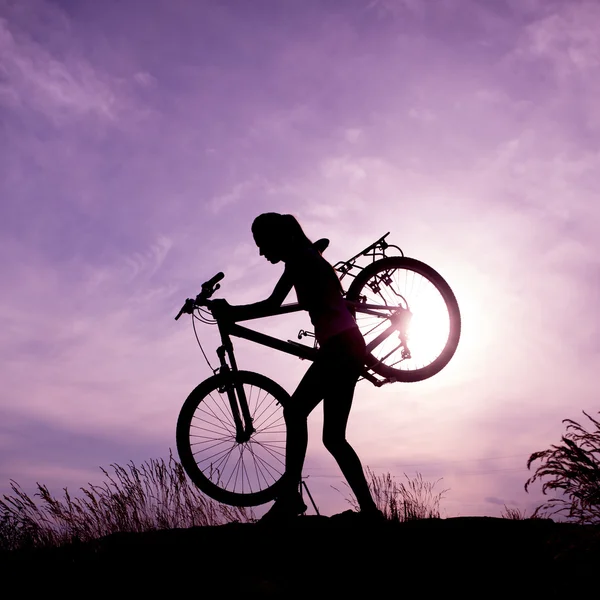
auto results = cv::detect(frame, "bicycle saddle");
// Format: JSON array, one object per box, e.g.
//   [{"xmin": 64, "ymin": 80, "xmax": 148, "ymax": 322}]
[{"xmin": 313, "ymin": 238, "xmax": 329, "ymax": 254}]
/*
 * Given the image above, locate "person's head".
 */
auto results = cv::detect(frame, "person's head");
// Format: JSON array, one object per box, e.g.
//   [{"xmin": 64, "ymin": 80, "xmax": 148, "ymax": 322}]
[{"xmin": 251, "ymin": 213, "xmax": 312, "ymax": 263}]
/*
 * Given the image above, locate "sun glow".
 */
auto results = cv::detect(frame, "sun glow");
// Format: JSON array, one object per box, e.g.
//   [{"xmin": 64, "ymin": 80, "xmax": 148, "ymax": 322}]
[
  {"xmin": 353, "ymin": 264, "xmax": 456, "ymax": 374},
  {"xmin": 406, "ymin": 293, "xmax": 452, "ymax": 366}
]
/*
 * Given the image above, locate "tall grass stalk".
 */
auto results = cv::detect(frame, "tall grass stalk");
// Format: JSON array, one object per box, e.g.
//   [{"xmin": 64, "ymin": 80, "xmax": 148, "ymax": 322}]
[
  {"xmin": 0, "ymin": 451, "xmax": 252, "ymax": 551},
  {"xmin": 501, "ymin": 506, "xmax": 529, "ymax": 520},
  {"xmin": 340, "ymin": 468, "xmax": 448, "ymax": 521}
]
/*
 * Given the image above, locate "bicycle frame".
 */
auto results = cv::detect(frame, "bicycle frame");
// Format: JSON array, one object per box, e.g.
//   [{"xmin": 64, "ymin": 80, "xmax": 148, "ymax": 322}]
[
  {"xmin": 213, "ymin": 230, "xmax": 406, "ymax": 365},
  {"xmin": 208, "ymin": 299, "xmax": 405, "ymax": 443}
]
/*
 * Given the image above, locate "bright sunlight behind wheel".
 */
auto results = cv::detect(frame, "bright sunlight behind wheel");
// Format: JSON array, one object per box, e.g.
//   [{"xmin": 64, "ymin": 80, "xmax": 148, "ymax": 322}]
[
  {"xmin": 403, "ymin": 284, "xmax": 451, "ymax": 368},
  {"xmin": 358, "ymin": 272, "xmax": 450, "ymax": 371}
]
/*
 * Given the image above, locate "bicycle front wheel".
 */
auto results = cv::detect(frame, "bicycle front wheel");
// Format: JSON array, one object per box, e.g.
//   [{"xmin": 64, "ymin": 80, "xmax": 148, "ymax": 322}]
[
  {"xmin": 176, "ymin": 370, "xmax": 290, "ymax": 507},
  {"xmin": 346, "ymin": 257, "xmax": 461, "ymax": 382}
]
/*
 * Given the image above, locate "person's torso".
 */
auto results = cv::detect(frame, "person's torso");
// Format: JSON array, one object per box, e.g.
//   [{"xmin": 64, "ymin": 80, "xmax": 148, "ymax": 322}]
[{"xmin": 285, "ymin": 246, "xmax": 357, "ymax": 343}]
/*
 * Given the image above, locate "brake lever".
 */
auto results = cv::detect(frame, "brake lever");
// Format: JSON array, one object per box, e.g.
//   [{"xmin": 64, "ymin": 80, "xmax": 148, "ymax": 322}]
[
  {"xmin": 195, "ymin": 283, "xmax": 220, "ymax": 304},
  {"xmin": 174, "ymin": 298, "xmax": 195, "ymax": 321}
]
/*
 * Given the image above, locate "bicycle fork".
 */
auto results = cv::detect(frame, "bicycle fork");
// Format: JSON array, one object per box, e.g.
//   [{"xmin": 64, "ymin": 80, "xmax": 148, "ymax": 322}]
[{"xmin": 216, "ymin": 345, "xmax": 256, "ymax": 443}]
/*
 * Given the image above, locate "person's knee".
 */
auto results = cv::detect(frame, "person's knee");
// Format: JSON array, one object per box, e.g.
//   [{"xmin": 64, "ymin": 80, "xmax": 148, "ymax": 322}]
[
  {"xmin": 283, "ymin": 402, "xmax": 306, "ymax": 424},
  {"xmin": 322, "ymin": 430, "xmax": 347, "ymax": 455}
]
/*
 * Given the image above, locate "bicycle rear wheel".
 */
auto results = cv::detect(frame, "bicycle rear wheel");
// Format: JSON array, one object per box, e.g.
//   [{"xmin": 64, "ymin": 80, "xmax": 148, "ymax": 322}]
[
  {"xmin": 346, "ymin": 257, "xmax": 461, "ymax": 382},
  {"xmin": 176, "ymin": 370, "xmax": 290, "ymax": 507}
]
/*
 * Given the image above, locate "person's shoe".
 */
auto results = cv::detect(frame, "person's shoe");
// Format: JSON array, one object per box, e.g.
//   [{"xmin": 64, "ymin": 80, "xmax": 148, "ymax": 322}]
[
  {"xmin": 359, "ymin": 508, "xmax": 386, "ymax": 524},
  {"xmin": 331, "ymin": 508, "xmax": 386, "ymax": 525},
  {"xmin": 258, "ymin": 493, "xmax": 307, "ymax": 524}
]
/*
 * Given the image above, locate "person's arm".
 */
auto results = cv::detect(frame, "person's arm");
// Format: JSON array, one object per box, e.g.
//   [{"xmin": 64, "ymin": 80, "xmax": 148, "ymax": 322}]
[{"xmin": 212, "ymin": 269, "xmax": 294, "ymax": 322}]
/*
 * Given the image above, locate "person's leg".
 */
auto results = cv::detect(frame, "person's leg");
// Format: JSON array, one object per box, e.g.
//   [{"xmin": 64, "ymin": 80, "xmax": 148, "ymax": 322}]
[
  {"xmin": 320, "ymin": 328, "xmax": 379, "ymax": 514},
  {"xmin": 321, "ymin": 374, "xmax": 378, "ymax": 513},
  {"xmin": 279, "ymin": 360, "xmax": 325, "ymax": 496},
  {"xmin": 259, "ymin": 360, "xmax": 326, "ymax": 521}
]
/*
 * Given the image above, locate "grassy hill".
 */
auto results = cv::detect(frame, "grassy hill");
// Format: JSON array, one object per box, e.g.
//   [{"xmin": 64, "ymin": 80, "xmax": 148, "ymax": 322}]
[{"xmin": 3, "ymin": 514, "xmax": 598, "ymax": 596}]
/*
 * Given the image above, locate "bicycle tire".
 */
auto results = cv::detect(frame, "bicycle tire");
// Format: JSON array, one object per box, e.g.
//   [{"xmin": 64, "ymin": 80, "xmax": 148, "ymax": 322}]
[
  {"xmin": 346, "ymin": 257, "xmax": 461, "ymax": 382},
  {"xmin": 176, "ymin": 370, "xmax": 290, "ymax": 506}
]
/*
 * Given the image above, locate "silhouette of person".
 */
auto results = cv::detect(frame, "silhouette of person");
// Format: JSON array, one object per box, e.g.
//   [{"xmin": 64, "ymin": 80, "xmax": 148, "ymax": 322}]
[{"xmin": 212, "ymin": 213, "xmax": 381, "ymax": 521}]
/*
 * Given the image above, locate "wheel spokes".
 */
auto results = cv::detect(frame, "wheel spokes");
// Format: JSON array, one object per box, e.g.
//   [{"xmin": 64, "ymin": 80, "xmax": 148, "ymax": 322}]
[
  {"xmin": 189, "ymin": 381, "xmax": 286, "ymax": 497},
  {"xmin": 356, "ymin": 267, "xmax": 452, "ymax": 372}
]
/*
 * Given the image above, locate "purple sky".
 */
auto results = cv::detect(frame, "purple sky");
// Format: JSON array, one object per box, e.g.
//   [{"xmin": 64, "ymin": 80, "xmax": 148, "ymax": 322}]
[{"xmin": 2, "ymin": 0, "xmax": 599, "ymax": 518}]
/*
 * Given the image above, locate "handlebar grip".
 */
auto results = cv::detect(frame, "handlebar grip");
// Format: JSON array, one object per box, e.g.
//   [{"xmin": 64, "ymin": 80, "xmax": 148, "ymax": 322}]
[
  {"xmin": 203, "ymin": 272, "xmax": 225, "ymax": 289},
  {"xmin": 175, "ymin": 298, "xmax": 194, "ymax": 320}
]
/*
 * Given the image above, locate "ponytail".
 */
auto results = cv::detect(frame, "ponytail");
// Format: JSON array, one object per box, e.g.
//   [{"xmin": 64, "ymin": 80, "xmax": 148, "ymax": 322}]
[
  {"xmin": 281, "ymin": 214, "xmax": 313, "ymax": 248},
  {"xmin": 281, "ymin": 214, "xmax": 342, "ymax": 294}
]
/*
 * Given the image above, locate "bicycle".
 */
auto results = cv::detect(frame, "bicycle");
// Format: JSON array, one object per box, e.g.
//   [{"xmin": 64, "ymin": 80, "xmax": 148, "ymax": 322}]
[{"xmin": 174, "ymin": 233, "xmax": 461, "ymax": 506}]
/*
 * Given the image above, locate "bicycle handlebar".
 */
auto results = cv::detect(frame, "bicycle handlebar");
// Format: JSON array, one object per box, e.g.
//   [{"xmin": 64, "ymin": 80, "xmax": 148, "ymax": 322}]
[{"xmin": 174, "ymin": 272, "xmax": 225, "ymax": 320}]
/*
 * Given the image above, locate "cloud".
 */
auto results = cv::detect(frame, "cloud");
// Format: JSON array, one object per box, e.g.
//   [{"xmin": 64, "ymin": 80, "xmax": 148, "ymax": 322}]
[
  {"xmin": 133, "ymin": 71, "xmax": 157, "ymax": 88},
  {"xmin": 344, "ymin": 128, "xmax": 362, "ymax": 143},
  {"xmin": 518, "ymin": 2, "xmax": 600, "ymax": 76},
  {"xmin": 503, "ymin": 1, "xmax": 600, "ymax": 134},
  {"xmin": 123, "ymin": 235, "xmax": 174, "ymax": 283},
  {"xmin": 207, "ymin": 177, "xmax": 267, "ymax": 214},
  {"xmin": 366, "ymin": 0, "xmax": 424, "ymax": 19},
  {"xmin": 484, "ymin": 496, "xmax": 506, "ymax": 506},
  {"xmin": 0, "ymin": 231, "xmax": 183, "ymax": 436},
  {"xmin": 408, "ymin": 107, "xmax": 436, "ymax": 122},
  {"xmin": 320, "ymin": 156, "xmax": 367, "ymax": 184},
  {"xmin": 0, "ymin": 16, "xmax": 119, "ymax": 122}
]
